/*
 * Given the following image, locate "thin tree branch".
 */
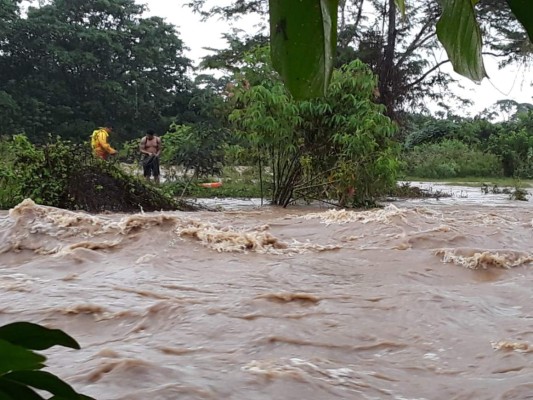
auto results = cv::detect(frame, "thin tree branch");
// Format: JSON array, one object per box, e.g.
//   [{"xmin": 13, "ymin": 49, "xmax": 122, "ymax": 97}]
[
  {"xmin": 405, "ymin": 59, "xmax": 450, "ymax": 89},
  {"xmin": 353, "ymin": 0, "xmax": 365, "ymax": 34},
  {"xmin": 406, "ymin": 51, "xmax": 510, "ymax": 91},
  {"xmin": 339, "ymin": 0, "xmax": 346, "ymax": 32},
  {"xmin": 396, "ymin": 24, "xmax": 435, "ymax": 68},
  {"xmin": 482, "ymin": 51, "xmax": 508, "ymax": 58}
]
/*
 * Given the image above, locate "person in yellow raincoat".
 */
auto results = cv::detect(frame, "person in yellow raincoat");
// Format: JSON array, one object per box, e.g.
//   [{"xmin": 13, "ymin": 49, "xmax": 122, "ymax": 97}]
[{"xmin": 91, "ymin": 123, "xmax": 117, "ymax": 160}]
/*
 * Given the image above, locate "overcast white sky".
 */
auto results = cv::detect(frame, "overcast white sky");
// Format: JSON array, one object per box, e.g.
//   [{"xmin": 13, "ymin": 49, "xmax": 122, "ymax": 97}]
[{"xmin": 142, "ymin": 0, "xmax": 533, "ymax": 116}]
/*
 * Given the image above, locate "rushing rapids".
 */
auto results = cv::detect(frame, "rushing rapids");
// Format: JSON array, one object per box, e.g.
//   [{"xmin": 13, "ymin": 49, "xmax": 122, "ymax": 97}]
[{"xmin": 1, "ymin": 193, "xmax": 532, "ymax": 400}]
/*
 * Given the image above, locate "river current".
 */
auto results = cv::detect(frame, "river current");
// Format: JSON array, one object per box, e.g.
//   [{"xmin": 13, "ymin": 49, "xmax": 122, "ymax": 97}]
[{"xmin": 1, "ymin": 184, "xmax": 532, "ymax": 399}]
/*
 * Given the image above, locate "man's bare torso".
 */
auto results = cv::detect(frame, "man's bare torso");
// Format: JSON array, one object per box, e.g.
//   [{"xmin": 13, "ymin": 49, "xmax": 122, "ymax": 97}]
[{"xmin": 141, "ymin": 136, "xmax": 161, "ymax": 155}]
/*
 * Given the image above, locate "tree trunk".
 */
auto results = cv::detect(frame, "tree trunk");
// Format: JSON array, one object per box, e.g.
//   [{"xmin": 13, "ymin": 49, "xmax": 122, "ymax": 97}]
[{"xmin": 378, "ymin": 0, "xmax": 397, "ymax": 118}]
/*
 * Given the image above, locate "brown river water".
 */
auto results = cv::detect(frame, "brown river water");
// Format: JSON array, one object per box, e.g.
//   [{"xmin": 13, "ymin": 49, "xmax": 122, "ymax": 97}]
[{"xmin": 1, "ymin": 185, "xmax": 533, "ymax": 400}]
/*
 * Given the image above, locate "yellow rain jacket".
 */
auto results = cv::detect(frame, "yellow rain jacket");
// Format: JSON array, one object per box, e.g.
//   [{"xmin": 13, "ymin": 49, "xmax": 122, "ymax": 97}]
[{"xmin": 91, "ymin": 128, "xmax": 117, "ymax": 160}]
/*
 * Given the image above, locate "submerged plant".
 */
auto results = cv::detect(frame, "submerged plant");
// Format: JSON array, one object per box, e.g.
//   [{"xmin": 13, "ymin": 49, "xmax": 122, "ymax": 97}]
[{"xmin": 510, "ymin": 179, "xmax": 530, "ymax": 201}]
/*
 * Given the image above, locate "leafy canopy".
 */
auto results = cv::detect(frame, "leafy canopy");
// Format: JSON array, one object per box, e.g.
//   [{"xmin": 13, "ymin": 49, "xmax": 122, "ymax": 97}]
[
  {"xmin": 0, "ymin": 0, "xmax": 191, "ymax": 141},
  {"xmin": 267, "ymin": 0, "xmax": 533, "ymax": 98}
]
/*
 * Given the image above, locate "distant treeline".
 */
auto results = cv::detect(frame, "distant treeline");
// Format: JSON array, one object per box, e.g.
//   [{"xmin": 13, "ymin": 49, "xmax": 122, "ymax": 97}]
[
  {"xmin": 0, "ymin": 0, "xmax": 215, "ymax": 142},
  {"xmin": 400, "ymin": 110, "xmax": 533, "ymax": 179}
]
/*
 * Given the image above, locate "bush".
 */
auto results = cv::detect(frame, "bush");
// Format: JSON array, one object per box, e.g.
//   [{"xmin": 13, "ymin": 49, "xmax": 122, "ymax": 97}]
[
  {"xmin": 402, "ymin": 139, "xmax": 502, "ymax": 178},
  {"xmin": 515, "ymin": 147, "xmax": 533, "ymax": 179},
  {"xmin": 404, "ymin": 119, "xmax": 459, "ymax": 149},
  {"xmin": 161, "ymin": 123, "xmax": 229, "ymax": 178},
  {"xmin": 0, "ymin": 134, "xmax": 192, "ymax": 212},
  {"xmin": 488, "ymin": 129, "xmax": 533, "ymax": 178},
  {"xmin": 230, "ymin": 52, "xmax": 399, "ymax": 207},
  {"xmin": 0, "ymin": 136, "xmax": 17, "ymax": 208}
]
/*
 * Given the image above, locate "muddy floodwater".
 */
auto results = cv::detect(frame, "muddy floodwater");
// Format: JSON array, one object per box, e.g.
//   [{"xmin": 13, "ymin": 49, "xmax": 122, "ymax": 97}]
[{"xmin": 1, "ymin": 186, "xmax": 532, "ymax": 400}]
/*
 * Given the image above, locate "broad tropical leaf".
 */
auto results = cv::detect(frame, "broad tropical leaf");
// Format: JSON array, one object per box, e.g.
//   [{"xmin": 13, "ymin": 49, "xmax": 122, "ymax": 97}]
[
  {"xmin": 0, "ymin": 322, "xmax": 80, "ymax": 351},
  {"xmin": 0, "ymin": 392, "xmax": 12, "ymax": 400},
  {"xmin": 507, "ymin": 0, "xmax": 533, "ymax": 42},
  {"xmin": 436, "ymin": 0, "xmax": 487, "ymax": 82},
  {"xmin": 0, "ymin": 378, "xmax": 45, "ymax": 400},
  {"xmin": 3, "ymin": 371, "xmax": 79, "ymax": 398},
  {"xmin": 269, "ymin": 0, "xmax": 338, "ymax": 99},
  {"xmin": 0, "ymin": 323, "xmax": 95, "ymax": 400},
  {"xmin": 0, "ymin": 340, "xmax": 45, "ymax": 374}
]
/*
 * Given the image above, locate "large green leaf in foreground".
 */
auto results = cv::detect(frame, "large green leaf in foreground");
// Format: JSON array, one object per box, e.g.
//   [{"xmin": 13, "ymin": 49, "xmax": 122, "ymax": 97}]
[
  {"xmin": 0, "ymin": 322, "xmax": 95, "ymax": 400},
  {"xmin": 0, "ymin": 322, "xmax": 80, "ymax": 351},
  {"xmin": 269, "ymin": 0, "xmax": 338, "ymax": 99},
  {"xmin": 3, "ymin": 371, "xmax": 79, "ymax": 398},
  {"xmin": 507, "ymin": 0, "xmax": 533, "ymax": 42},
  {"xmin": 436, "ymin": 0, "xmax": 487, "ymax": 82},
  {"xmin": 0, "ymin": 340, "xmax": 45, "ymax": 374}
]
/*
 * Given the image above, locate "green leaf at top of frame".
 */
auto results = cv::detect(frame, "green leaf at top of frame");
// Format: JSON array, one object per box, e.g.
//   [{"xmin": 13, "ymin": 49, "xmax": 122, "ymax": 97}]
[
  {"xmin": 506, "ymin": 0, "xmax": 533, "ymax": 43},
  {"xmin": 269, "ymin": 0, "xmax": 339, "ymax": 99},
  {"xmin": 436, "ymin": 0, "xmax": 487, "ymax": 82},
  {"xmin": 0, "ymin": 322, "xmax": 80, "ymax": 351}
]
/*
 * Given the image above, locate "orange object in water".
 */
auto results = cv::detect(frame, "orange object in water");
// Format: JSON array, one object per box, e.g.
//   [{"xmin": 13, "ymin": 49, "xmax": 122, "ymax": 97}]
[{"xmin": 199, "ymin": 182, "xmax": 223, "ymax": 188}]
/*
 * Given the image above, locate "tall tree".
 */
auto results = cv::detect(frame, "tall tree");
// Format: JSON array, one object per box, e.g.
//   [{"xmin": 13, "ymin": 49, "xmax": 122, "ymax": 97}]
[
  {"xmin": 0, "ymin": 0, "xmax": 192, "ymax": 141},
  {"xmin": 0, "ymin": 0, "xmax": 22, "ymax": 130}
]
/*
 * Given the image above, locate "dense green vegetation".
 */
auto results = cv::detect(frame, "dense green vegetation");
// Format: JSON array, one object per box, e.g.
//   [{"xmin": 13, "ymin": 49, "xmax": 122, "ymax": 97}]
[
  {"xmin": 0, "ymin": 134, "xmax": 192, "ymax": 211},
  {"xmin": 0, "ymin": 0, "xmax": 194, "ymax": 141},
  {"xmin": 228, "ymin": 49, "xmax": 398, "ymax": 207},
  {"xmin": 401, "ymin": 110, "xmax": 533, "ymax": 180}
]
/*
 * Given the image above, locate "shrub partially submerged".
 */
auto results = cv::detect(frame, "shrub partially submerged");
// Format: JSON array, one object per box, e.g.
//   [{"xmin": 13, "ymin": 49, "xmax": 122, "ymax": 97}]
[
  {"xmin": 66, "ymin": 164, "xmax": 195, "ymax": 212},
  {"xmin": 0, "ymin": 135, "xmax": 194, "ymax": 212},
  {"xmin": 230, "ymin": 55, "xmax": 400, "ymax": 208}
]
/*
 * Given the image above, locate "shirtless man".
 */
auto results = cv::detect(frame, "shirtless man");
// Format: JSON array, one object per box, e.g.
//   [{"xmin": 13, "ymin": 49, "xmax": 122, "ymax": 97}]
[{"xmin": 139, "ymin": 129, "xmax": 162, "ymax": 184}]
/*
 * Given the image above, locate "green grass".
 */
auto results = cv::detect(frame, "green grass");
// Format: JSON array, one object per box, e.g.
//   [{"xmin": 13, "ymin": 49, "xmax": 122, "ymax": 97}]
[
  {"xmin": 162, "ymin": 166, "xmax": 271, "ymax": 199},
  {"xmin": 184, "ymin": 181, "xmax": 265, "ymax": 198}
]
